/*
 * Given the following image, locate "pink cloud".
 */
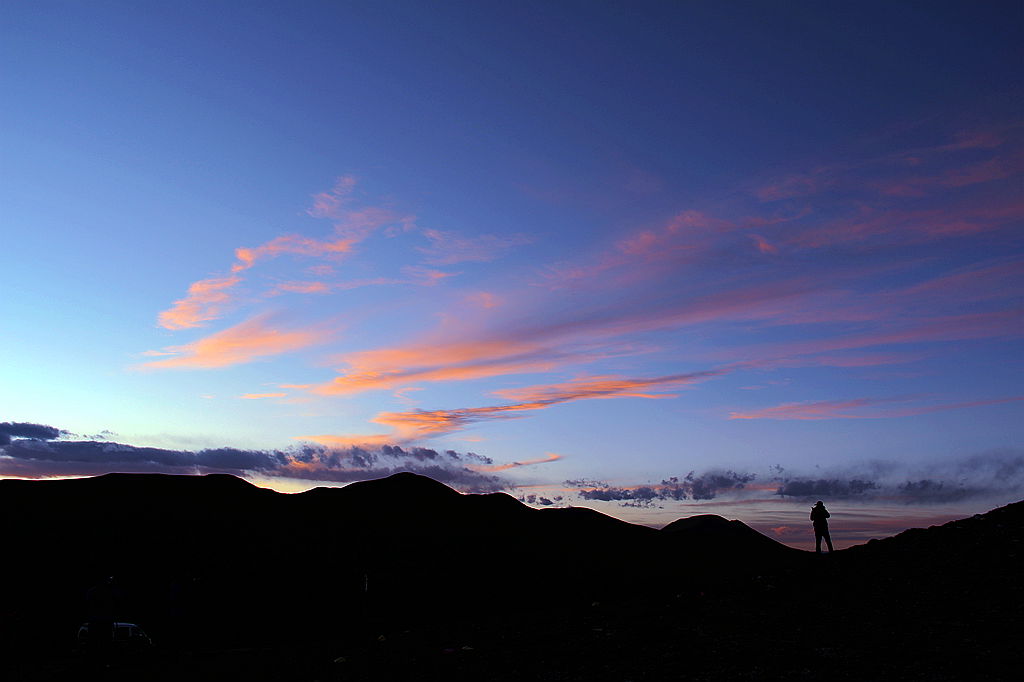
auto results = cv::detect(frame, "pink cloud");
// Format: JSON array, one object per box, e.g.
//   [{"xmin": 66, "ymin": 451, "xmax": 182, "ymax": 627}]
[
  {"xmin": 749, "ymin": 234, "xmax": 778, "ymax": 254},
  {"xmin": 754, "ymin": 168, "xmax": 832, "ymax": 201},
  {"xmin": 402, "ymin": 266, "xmax": 458, "ymax": 286},
  {"xmin": 418, "ymin": 228, "xmax": 531, "ymax": 265},
  {"xmin": 789, "ymin": 197, "xmax": 1024, "ymax": 248},
  {"xmin": 729, "ymin": 397, "xmax": 907, "ymax": 420},
  {"xmin": 307, "ymin": 264, "xmax": 336, "ymax": 276},
  {"xmin": 307, "ymin": 175, "xmax": 357, "ymax": 219},
  {"xmin": 726, "ymin": 308, "xmax": 1024, "ymax": 367},
  {"xmin": 472, "ymin": 452, "xmax": 563, "ymax": 472},
  {"xmin": 313, "ymin": 275, "xmax": 823, "ymax": 396},
  {"xmin": 313, "ymin": 345, "xmax": 582, "ymax": 396},
  {"xmin": 492, "ymin": 373, "xmax": 721, "ymax": 403},
  {"xmin": 231, "ymin": 234, "xmax": 359, "ymax": 273},
  {"xmin": 877, "ymin": 151, "xmax": 1024, "ymax": 197},
  {"xmin": 157, "ymin": 275, "xmax": 242, "ymax": 330},
  {"xmin": 141, "ymin": 315, "xmax": 332, "ymax": 370},
  {"xmin": 272, "ymin": 281, "xmax": 331, "ymax": 295},
  {"xmin": 891, "ymin": 259, "xmax": 1024, "ymax": 304},
  {"xmin": 155, "ymin": 176, "xmax": 417, "ymax": 329},
  {"xmin": 239, "ymin": 392, "xmax": 287, "ymax": 399},
  {"xmin": 467, "ymin": 292, "xmax": 501, "ymax": 309},
  {"xmin": 729, "ymin": 395, "xmax": 1024, "ymax": 420},
  {"xmin": 369, "ymin": 369, "xmax": 722, "ymax": 439}
]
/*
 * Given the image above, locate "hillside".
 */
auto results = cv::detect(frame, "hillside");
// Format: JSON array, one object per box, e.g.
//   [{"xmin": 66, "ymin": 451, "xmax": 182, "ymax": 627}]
[{"xmin": 0, "ymin": 473, "xmax": 1019, "ymax": 680}]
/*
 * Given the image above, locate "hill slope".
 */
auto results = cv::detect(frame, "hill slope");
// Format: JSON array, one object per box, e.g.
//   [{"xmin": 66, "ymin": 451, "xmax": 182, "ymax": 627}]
[{"xmin": 0, "ymin": 473, "xmax": 1019, "ymax": 681}]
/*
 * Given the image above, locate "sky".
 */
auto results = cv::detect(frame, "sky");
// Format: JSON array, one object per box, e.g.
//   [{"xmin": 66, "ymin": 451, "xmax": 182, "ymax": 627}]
[{"xmin": 2, "ymin": 1, "xmax": 1022, "ymax": 549}]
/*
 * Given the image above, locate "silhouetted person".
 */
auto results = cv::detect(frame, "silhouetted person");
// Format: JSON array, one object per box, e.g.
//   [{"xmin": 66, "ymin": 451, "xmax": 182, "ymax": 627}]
[{"xmin": 810, "ymin": 501, "xmax": 834, "ymax": 553}]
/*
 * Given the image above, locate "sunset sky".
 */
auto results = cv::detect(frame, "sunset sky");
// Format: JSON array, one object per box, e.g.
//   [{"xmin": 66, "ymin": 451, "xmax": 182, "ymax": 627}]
[{"xmin": 3, "ymin": 1, "xmax": 1022, "ymax": 548}]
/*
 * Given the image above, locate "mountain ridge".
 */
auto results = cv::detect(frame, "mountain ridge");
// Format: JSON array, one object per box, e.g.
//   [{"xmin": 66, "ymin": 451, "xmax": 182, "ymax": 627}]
[{"xmin": 0, "ymin": 471, "xmax": 1019, "ymax": 680}]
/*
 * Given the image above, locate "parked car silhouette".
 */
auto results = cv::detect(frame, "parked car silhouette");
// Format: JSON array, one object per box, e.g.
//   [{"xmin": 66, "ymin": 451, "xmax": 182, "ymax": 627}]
[{"xmin": 77, "ymin": 621, "xmax": 152, "ymax": 648}]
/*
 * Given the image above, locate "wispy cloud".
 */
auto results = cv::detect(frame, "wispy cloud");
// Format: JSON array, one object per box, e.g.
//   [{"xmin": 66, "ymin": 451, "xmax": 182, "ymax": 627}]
[
  {"xmin": 467, "ymin": 292, "xmax": 501, "ymax": 309},
  {"xmin": 492, "ymin": 373, "xmax": 719, "ymax": 402},
  {"xmin": 728, "ymin": 396, "xmax": 1024, "ymax": 420},
  {"xmin": 754, "ymin": 124, "xmax": 1021, "ymax": 202},
  {"xmin": 154, "ymin": 176, "xmax": 413, "ymax": 330},
  {"xmin": 231, "ymin": 234, "xmax": 360, "ymax": 273},
  {"xmin": 158, "ymin": 275, "xmax": 243, "ymax": 330},
  {"xmin": 418, "ymin": 228, "xmax": 531, "ymax": 265},
  {"xmin": 720, "ymin": 307, "xmax": 1024, "ymax": 371},
  {"xmin": 239, "ymin": 392, "xmax": 287, "ymax": 400},
  {"xmin": 472, "ymin": 452, "xmax": 563, "ymax": 472},
  {"xmin": 270, "ymin": 281, "xmax": 332, "ymax": 295},
  {"xmin": 368, "ymin": 370, "xmax": 723, "ymax": 440},
  {"xmin": 313, "ymin": 340, "xmax": 586, "ymax": 396},
  {"xmin": 306, "ymin": 175, "xmax": 358, "ymax": 219},
  {"xmin": 749, "ymin": 234, "xmax": 778, "ymax": 254},
  {"xmin": 141, "ymin": 315, "xmax": 332, "ymax": 370},
  {"xmin": 312, "ymin": 277, "xmax": 818, "ymax": 397}
]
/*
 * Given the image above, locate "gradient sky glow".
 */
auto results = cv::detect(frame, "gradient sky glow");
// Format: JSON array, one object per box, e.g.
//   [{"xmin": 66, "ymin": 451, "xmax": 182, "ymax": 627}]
[{"xmin": 3, "ymin": 1, "xmax": 1022, "ymax": 548}]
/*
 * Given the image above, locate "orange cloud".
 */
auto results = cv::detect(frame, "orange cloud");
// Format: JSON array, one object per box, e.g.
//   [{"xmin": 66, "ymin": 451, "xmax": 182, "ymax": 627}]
[
  {"xmin": 311, "ymin": 275, "xmax": 817, "ymax": 398},
  {"xmin": 231, "ymin": 234, "xmax": 359, "ymax": 273},
  {"xmin": 155, "ymin": 177, "xmax": 418, "ymax": 329},
  {"xmin": 297, "ymin": 433, "xmax": 396, "ymax": 448},
  {"xmin": 239, "ymin": 392, "xmax": 287, "ymax": 399},
  {"xmin": 141, "ymin": 315, "xmax": 331, "ymax": 369},
  {"xmin": 313, "ymin": 338, "xmax": 573, "ymax": 396},
  {"xmin": 371, "ymin": 369, "xmax": 724, "ymax": 439},
  {"xmin": 492, "ymin": 373, "xmax": 719, "ymax": 403},
  {"xmin": 372, "ymin": 402, "xmax": 546, "ymax": 440},
  {"xmin": 158, "ymin": 275, "xmax": 242, "ymax": 330}
]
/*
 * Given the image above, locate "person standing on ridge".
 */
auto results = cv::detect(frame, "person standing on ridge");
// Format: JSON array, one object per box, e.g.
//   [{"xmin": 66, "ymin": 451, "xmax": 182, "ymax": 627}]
[{"xmin": 810, "ymin": 500, "xmax": 834, "ymax": 554}]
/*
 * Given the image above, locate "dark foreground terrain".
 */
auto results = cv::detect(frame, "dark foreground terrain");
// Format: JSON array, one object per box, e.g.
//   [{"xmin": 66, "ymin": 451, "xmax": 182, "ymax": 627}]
[{"xmin": 0, "ymin": 473, "xmax": 1020, "ymax": 680}]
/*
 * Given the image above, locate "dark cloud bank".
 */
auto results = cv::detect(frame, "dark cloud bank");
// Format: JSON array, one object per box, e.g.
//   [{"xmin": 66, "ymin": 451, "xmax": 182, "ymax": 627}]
[
  {"xmin": 567, "ymin": 470, "xmax": 757, "ymax": 506},
  {"xmin": 564, "ymin": 450, "xmax": 1024, "ymax": 507},
  {"xmin": 3, "ymin": 421, "xmax": 1022, "ymax": 506},
  {"xmin": 0, "ymin": 421, "xmax": 503, "ymax": 492}
]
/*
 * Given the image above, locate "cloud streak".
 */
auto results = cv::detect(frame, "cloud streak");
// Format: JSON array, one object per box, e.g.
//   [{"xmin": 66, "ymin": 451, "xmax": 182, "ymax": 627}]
[
  {"xmin": 729, "ymin": 396, "xmax": 1024, "ymax": 421},
  {"xmin": 471, "ymin": 452, "xmax": 563, "ymax": 472},
  {"xmin": 158, "ymin": 276, "xmax": 243, "ymax": 330},
  {"xmin": 154, "ymin": 176, "xmax": 414, "ymax": 330},
  {"xmin": 368, "ymin": 370, "xmax": 724, "ymax": 440},
  {"xmin": 141, "ymin": 315, "xmax": 331, "ymax": 369},
  {"xmin": 418, "ymin": 228, "xmax": 530, "ymax": 265}
]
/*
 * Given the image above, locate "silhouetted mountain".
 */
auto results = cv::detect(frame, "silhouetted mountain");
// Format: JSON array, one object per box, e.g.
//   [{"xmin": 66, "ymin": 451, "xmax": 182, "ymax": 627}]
[
  {"xmin": 0, "ymin": 473, "xmax": 1019, "ymax": 681},
  {"xmin": 661, "ymin": 513, "xmax": 794, "ymax": 557}
]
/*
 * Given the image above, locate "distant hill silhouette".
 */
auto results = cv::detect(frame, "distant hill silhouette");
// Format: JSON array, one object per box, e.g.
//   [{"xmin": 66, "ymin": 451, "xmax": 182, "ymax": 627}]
[{"xmin": 0, "ymin": 473, "xmax": 1020, "ymax": 681}]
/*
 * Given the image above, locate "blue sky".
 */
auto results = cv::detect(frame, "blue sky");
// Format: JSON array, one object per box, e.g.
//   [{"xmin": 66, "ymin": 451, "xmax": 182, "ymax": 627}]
[{"xmin": 2, "ymin": 1, "xmax": 1022, "ymax": 547}]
